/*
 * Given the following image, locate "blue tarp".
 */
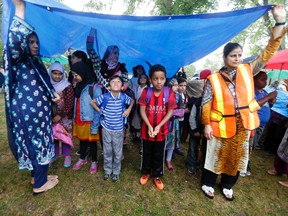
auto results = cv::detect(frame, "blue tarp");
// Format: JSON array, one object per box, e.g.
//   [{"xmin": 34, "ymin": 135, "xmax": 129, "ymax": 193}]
[
  {"xmin": 2, "ymin": 0, "xmax": 272, "ymax": 77},
  {"xmin": 265, "ymin": 87, "xmax": 288, "ymax": 118}
]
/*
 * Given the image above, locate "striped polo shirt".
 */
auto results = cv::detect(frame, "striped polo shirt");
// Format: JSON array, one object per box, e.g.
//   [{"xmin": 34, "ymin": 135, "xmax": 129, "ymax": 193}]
[{"xmin": 96, "ymin": 92, "xmax": 132, "ymax": 131}]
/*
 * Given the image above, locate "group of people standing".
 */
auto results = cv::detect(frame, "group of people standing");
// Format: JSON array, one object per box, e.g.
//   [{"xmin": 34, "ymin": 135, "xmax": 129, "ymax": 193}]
[{"xmin": 3, "ymin": 0, "xmax": 287, "ymax": 199}]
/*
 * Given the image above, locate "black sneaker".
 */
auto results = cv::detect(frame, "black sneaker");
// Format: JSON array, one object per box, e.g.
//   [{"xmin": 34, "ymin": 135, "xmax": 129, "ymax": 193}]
[
  {"xmin": 174, "ymin": 148, "xmax": 184, "ymax": 156},
  {"xmin": 103, "ymin": 174, "xmax": 110, "ymax": 180},
  {"xmin": 112, "ymin": 174, "xmax": 119, "ymax": 182},
  {"xmin": 187, "ymin": 167, "xmax": 196, "ymax": 175}
]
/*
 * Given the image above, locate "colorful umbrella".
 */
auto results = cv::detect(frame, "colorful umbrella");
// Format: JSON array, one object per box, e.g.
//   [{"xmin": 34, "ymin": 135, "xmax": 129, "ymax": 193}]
[
  {"xmin": 265, "ymin": 49, "xmax": 288, "ymax": 70},
  {"xmin": 267, "ymin": 70, "xmax": 288, "ymax": 79}
]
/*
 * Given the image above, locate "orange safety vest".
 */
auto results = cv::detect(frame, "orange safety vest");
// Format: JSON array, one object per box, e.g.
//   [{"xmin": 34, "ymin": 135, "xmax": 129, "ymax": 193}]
[{"xmin": 208, "ymin": 64, "xmax": 260, "ymax": 138}]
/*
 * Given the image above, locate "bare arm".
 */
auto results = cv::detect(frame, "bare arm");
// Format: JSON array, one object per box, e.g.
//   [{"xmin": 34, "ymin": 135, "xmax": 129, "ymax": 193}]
[
  {"xmin": 13, "ymin": 0, "xmax": 25, "ymax": 19},
  {"xmin": 257, "ymin": 91, "xmax": 277, "ymax": 107},
  {"xmin": 271, "ymin": 4, "xmax": 287, "ymax": 39}
]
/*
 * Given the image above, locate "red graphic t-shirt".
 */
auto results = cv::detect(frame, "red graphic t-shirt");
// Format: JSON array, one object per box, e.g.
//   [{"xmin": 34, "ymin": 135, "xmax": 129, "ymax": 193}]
[{"xmin": 138, "ymin": 87, "xmax": 177, "ymax": 141}]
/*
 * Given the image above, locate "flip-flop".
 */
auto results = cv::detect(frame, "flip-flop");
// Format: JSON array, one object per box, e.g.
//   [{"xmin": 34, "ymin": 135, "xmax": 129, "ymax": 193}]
[
  {"xmin": 267, "ymin": 169, "xmax": 280, "ymax": 176},
  {"xmin": 219, "ymin": 185, "xmax": 234, "ymax": 201},
  {"xmin": 201, "ymin": 185, "xmax": 214, "ymax": 199},
  {"xmin": 278, "ymin": 181, "xmax": 288, "ymax": 187}
]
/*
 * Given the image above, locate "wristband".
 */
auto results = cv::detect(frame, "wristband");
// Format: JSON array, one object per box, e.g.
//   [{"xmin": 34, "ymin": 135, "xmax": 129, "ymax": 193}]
[{"xmin": 275, "ymin": 22, "xmax": 286, "ymax": 26}]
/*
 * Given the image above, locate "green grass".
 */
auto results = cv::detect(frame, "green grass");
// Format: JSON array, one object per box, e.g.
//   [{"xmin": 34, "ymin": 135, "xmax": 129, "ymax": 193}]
[{"xmin": 0, "ymin": 93, "xmax": 288, "ymax": 215}]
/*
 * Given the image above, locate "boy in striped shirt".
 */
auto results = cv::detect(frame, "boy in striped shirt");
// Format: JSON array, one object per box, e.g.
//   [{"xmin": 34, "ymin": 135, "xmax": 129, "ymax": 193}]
[{"xmin": 91, "ymin": 75, "xmax": 134, "ymax": 182}]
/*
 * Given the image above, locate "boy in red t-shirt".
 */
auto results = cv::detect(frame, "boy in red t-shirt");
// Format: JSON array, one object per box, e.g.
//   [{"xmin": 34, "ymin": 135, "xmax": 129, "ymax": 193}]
[{"xmin": 138, "ymin": 64, "xmax": 177, "ymax": 190}]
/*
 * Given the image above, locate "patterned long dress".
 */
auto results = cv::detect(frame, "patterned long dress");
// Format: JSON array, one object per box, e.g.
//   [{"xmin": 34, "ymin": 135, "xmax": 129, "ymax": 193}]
[{"xmin": 3, "ymin": 16, "xmax": 55, "ymax": 170}]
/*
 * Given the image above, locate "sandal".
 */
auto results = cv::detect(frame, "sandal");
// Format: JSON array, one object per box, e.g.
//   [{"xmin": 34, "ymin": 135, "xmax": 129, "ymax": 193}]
[
  {"xmin": 267, "ymin": 168, "xmax": 280, "ymax": 176},
  {"xmin": 201, "ymin": 185, "xmax": 214, "ymax": 199},
  {"xmin": 219, "ymin": 185, "xmax": 234, "ymax": 201},
  {"xmin": 166, "ymin": 161, "xmax": 174, "ymax": 171},
  {"xmin": 278, "ymin": 181, "xmax": 288, "ymax": 187},
  {"xmin": 33, "ymin": 178, "xmax": 59, "ymax": 195}
]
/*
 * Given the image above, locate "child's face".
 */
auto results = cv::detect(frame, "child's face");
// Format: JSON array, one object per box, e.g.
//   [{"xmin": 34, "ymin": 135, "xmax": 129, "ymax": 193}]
[
  {"xmin": 72, "ymin": 71, "xmax": 82, "ymax": 82},
  {"xmin": 178, "ymin": 81, "xmax": 187, "ymax": 93},
  {"xmin": 171, "ymin": 82, "xmax": 179, "ymax": 92},
  {"xmin": 139, "ymin": 75, "xmax": 147, "ymax": 85},
  {"xmin": 109, "ymin": 77, "xmax": 123, "ymax": 92},
  {"xmin": 150, "ymin": 71, "xmax": 166, "ymax": 92},
  {"xmin": 254, "ymin": 73, "xmax": 268, "ymax": 89},
  {"xmin": 51, "ymin": 70, "xmax": 63, "ymax": 83}
]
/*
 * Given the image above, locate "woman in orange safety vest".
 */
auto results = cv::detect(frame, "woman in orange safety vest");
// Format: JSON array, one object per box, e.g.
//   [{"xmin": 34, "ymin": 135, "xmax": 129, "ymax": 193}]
[{"xmin": 200, "ymin": 4, "xmax": 286, "ymax": 201}]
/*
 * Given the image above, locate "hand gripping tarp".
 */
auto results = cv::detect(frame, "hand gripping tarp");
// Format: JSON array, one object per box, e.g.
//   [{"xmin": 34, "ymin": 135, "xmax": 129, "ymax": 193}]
[{"xmin": 2, "ymin": 0, "xmax": 272, "ymax": 77}]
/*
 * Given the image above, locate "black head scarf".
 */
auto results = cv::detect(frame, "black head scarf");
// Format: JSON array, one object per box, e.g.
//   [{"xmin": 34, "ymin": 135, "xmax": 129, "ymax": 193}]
[{"xmin": 71, "ymin": 61, "xmax": 94, "ymax": 98}]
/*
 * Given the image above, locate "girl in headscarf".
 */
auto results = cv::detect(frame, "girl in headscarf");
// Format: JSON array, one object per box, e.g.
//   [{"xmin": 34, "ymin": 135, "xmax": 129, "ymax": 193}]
[
  {"xmin": 49, "ymin": 63, "xmax": 74, "ymax": 167},
  {"xmin": 71, "ymin": 61, "xmax": 102, "ymax": 174}
]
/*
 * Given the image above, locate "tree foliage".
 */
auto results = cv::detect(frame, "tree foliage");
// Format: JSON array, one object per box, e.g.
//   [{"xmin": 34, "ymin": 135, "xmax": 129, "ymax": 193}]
[
  {"xmin": 150, "ymin": 0, "xmax": 218, "ymax": 15},
  {"xmin": 228, "ymin": 0, "xmax": 287, "ymax": 55}
]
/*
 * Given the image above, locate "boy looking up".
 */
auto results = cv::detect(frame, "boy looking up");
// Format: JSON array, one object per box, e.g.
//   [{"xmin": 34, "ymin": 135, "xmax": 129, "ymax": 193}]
[{"xmin": 91, "ymin": 75, "xmax": 134, "ymax": 182}]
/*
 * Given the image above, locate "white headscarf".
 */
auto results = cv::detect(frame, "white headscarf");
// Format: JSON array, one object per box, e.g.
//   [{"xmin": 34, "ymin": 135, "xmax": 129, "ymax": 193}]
[{"xmin": 49, "ymin": 63, "xmax": 71, "ymax": 93}]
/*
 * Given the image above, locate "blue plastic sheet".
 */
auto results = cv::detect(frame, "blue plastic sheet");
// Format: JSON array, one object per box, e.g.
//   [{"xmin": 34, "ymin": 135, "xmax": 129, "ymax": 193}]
[
  {"xmin": 265, "ymin": 87, "xmax": 288, "ymax": 118},
  {"xmin": 2, "ymin": 0, "xmax": 272, "ymax": 77}
]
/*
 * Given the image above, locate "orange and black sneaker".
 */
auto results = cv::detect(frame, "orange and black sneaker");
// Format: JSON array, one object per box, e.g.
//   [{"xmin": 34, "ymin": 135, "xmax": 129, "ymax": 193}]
[
  {"xmin": 153, "ymin": 177, "xmax": 164, "ymax": 190},
  {"xmin": 140, "ymin": 174, "xmax": 150, "ymax": 185}
]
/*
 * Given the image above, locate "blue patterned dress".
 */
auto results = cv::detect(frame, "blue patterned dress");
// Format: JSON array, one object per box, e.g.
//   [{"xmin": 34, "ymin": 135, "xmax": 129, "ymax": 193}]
[{"xmin": 3, "ymin": 16, "xmax": 55, "ymax": 171}]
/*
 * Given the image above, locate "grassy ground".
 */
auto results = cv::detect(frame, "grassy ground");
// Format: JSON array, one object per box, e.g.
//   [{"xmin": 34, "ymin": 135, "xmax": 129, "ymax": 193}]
[{"xmin": 0, "ymin": 93, "xmax": 287, "ymax": 216}]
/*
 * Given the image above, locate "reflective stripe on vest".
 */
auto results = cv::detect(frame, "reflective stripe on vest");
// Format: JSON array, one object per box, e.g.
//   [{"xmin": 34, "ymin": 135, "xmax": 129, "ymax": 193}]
[
  {"xmin": 210, "ymin": 75, "xmax": 228, "ymax": 138},
  {"xmin": 236, "ymin": 65, "xmax": 260, "ymax": 130}
]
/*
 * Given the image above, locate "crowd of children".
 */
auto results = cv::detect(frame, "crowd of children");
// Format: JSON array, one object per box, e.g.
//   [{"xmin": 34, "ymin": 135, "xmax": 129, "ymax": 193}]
[
  {"xmin": 45, "ymin": 55, "xmax": 287, "ymax": 195},
  {"xmin": 6, "ymin": 0, "xmax": 287, "ymax": 197}
]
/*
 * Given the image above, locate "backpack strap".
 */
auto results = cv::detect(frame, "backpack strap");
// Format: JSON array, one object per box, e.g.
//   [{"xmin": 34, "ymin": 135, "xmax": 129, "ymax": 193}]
[
  {"xmin": 89, "ymin": 83, "xmax": 103, "ymax": 99},
  {"xmin": 146, "ymin": 86, "xmax": 169, "ymax": 105},
  {"xmin": 120, "ymin": 92, "xmax": 126, "ymax": 111},
  {"xmin": 163, "ymin": 86, "xmax": 169, "ymax": 105},
  {"xmin": 89, "ymin": 85, "xmax": 94, "ymax": 99},
  {"xmin": 146, "ymin": 87, "xmax": 153, "ymax": 103},
  {"xmin": 112, "ymin": 63, "xmax": 121, "ymax": 76}
]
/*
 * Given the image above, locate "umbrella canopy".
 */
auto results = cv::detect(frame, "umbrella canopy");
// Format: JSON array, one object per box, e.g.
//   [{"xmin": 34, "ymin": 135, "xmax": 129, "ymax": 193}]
[
  {"xmin": 267, "ymin": 70, "xmax": 288, "ymax": 79},
  {"xmin": 41, "ymin": 55, "xmax": 69, "ymax": 65},
  {"xmin": 265, "ymin": 49, "xmax": 288, "ymax": 70}
]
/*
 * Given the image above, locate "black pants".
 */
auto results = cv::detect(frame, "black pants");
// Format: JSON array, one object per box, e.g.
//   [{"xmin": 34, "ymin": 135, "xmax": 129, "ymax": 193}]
[
  {"xmin": 80, "ymin": 140, "xmax": 97, "ymax": 162},
  {"xmin": 201, "ymin": 168, "xmax": 239, "ymax": 189},
  {"xmin": 141, "ymin": 139, "xmax": 165, "ymax": 177}
]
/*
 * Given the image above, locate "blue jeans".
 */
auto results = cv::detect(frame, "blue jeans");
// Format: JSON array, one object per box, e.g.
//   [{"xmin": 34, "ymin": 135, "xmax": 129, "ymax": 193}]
[{"xmin": 252, "ymin": 126, "xmax": 264, "ymax": 149}]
